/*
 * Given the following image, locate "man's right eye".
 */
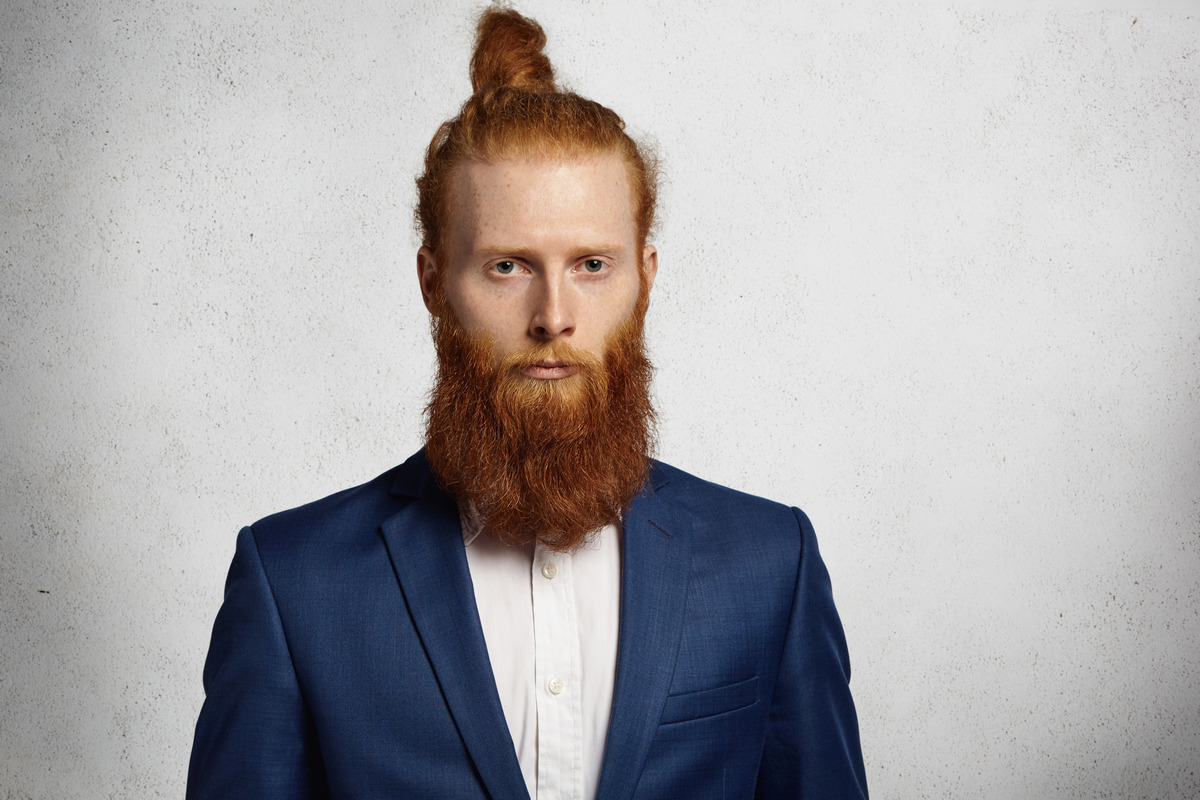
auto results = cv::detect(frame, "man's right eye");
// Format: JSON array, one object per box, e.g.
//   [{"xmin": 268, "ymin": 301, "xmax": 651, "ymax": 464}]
[{"xmin": 493, "ymin": 261, "xmax": 517, "ymax": 275}]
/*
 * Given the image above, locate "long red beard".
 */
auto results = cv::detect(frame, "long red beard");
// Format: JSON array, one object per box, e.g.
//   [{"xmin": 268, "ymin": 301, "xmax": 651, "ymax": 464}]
[{"xmin": 423, "ymin": 292, "xmax": 656, "ymax": 552}]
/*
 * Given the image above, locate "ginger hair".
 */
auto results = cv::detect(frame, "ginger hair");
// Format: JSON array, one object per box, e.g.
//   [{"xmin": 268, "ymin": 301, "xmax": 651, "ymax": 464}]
[{"xmin": 415, "ymin": 6, "xmax": 658, "ymax": 257}]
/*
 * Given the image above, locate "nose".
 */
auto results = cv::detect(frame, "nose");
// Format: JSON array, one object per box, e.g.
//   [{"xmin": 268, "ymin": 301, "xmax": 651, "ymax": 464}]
[{"xmin": 529, "ymin": 272, "xmax": 575, "ymax": 341}]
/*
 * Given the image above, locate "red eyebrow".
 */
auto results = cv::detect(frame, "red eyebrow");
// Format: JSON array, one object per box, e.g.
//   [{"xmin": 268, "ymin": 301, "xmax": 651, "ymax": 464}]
[{"xmin": 475, "ymin": 245, "xmax": 625, "ymax": 259}]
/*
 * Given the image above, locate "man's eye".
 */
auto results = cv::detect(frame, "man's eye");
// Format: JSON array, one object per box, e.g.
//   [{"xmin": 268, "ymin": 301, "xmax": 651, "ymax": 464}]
[
  {"xmin": 493, "ymin": 261, "xmax": 517, "ymax": 275},
  {"xmin": 583, "ymin": 259, "xmax": 605, "ymax": 273}
]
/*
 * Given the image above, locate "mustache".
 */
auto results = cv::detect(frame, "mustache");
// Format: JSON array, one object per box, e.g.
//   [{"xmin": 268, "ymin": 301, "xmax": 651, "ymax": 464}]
[{"xmin": 501, "ymin": 340, "xmax": 603, "ymax": 373}]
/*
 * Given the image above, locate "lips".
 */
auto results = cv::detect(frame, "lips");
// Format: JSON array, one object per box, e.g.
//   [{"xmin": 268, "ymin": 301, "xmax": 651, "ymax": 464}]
[{"xmin": 522, "ymin": 360, "xmax": 579, "ymax": 380}]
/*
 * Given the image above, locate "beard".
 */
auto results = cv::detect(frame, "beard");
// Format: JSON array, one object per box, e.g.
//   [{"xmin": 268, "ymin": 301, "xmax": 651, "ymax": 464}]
[{"xmin": 423, "ymin": 287, "xmax": 656, "ymax": 552}]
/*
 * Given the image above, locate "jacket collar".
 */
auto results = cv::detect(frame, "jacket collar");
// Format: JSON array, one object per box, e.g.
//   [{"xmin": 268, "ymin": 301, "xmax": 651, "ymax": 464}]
[{"xmin": 383, "ymin": 450, "xmax": 694, "ymax": 800}]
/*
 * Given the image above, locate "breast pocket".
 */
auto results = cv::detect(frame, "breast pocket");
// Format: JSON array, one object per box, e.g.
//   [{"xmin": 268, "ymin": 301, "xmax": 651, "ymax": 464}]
[{"xmin": 659, "ymin": 675, "xmax": 759, "ymax": 725}]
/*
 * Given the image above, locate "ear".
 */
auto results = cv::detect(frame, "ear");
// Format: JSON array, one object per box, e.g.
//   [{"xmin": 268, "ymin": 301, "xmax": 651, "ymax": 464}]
[
  {"xmin": 417, "ymin": 246, "xmax": 439, "ymax": 313},
  {"xmin": 641, "ymin": 244, "xmax": 658, "ymax": 294}
]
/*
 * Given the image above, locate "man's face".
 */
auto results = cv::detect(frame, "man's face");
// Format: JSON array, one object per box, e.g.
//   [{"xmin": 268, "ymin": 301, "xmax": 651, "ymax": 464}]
[
  {"xmin": 419, "ymin": 152, "xmax": 660, "ymax": 549},
  {"xmin": 418, "ymin": 154, "xmax": 657, "ymax": 375}
]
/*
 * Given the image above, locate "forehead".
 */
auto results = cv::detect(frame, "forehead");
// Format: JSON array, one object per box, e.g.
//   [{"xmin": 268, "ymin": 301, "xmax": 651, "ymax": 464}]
[{"xmin": 448, "ymin": 154, "xmax": 636, "ymax": 254}]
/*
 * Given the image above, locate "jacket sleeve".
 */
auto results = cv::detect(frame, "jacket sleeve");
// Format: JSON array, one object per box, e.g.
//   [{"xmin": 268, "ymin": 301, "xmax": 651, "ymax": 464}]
[
  {"xmin": 186, "ymin": 526, "xmax": 329, "ymax": 799},
  {"xmin": 755, "ymin": 508, "xmax": 869, "ymax": 799}
]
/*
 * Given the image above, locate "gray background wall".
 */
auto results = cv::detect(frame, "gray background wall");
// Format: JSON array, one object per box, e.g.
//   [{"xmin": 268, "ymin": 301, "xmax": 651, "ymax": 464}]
[{"xmin": 2, "ymin": 0, "xmax": 1197, "ymax": 797}]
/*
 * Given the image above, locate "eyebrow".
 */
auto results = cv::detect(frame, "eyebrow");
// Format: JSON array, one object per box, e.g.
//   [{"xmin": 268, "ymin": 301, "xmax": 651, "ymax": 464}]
[{"xmin": 474, "ymin": 244, "xmax": 627, "ymax": 259}]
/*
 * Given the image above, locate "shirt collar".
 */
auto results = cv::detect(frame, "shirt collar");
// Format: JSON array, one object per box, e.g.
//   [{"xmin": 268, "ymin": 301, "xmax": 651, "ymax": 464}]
[
  {"xmin": 458, "ymin": 501, "xmax": 620, "ymax": 550},
  {"xmin": 458, "ymin": 502, "xmax": 485, "ymax": 547}
]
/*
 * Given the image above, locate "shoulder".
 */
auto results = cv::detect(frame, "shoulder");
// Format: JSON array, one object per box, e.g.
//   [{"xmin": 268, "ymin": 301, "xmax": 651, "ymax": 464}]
[
  {"xmin": 647, "ymin": 459, "xmax": 813, "ymax": 554},
  {"xmin": 649, "ymin": 459, "xmax": 804, "ymax": 523},
  {"xmin": 245, "ymin": 452, "xmax": 426, "ymax": 559}
]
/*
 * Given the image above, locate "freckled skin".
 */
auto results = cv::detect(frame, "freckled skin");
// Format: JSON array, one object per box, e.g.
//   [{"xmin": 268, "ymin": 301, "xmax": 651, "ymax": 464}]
[{"xmin": 417, "ymin": 155, "xmax": 658, "ymax": 369}]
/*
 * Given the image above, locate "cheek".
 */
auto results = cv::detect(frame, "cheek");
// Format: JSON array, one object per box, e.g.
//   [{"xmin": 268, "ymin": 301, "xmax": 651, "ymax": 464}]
[
  {"xmin": 581, "ymin": 279, "xmax": 641, "ymax": 348},
  {"xmin": 443, "ymin": 277, "xmax": 498, "ymax": 326},
  {"xmin": 445, "ymin": 282, "xmax": 529, "ymax": 351}
]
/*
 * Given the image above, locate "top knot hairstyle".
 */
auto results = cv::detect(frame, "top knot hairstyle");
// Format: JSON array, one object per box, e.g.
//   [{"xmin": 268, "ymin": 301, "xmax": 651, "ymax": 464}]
[
  {"xmin": 469, "ymin": 7, "xmax": 555, "ymax": 94},
  {"xmin": 416, "ymin": 6, "xmax": 658, "ymax": 257}
]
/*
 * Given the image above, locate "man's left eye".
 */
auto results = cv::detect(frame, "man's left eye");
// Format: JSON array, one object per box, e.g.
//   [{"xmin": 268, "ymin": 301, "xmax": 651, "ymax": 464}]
[{"xmin": 582, "ymin": 259, "xmax": 605, "ymax": 273}]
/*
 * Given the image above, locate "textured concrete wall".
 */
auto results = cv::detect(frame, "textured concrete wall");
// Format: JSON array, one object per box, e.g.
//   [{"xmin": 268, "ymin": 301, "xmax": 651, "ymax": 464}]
[{"xmin": 2, "ymin": 0, "xmax": 1197, "ymax": 797}]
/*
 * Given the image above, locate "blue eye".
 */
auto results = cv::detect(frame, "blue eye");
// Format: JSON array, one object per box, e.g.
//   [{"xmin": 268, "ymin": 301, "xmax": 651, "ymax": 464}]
[
  {"xmin": 494, "ymin": 261, "xmax": 517, "ymax": 275},
  {"xmin": 583, "ymin": 259, "xmax": 605, "ymax": 273}
]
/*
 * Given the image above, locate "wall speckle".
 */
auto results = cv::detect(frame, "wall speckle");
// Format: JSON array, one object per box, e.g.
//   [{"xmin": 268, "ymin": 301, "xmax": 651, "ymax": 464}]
[{"xmin": 1, "ymin": 1, "xmax": 1197, "ymax": 797}]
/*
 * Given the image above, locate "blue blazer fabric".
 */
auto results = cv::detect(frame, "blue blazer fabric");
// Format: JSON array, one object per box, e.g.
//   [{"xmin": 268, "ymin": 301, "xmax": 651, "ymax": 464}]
[{"xmin": 187, "ymin": 450, "xmax": 868, "ymax": 799}]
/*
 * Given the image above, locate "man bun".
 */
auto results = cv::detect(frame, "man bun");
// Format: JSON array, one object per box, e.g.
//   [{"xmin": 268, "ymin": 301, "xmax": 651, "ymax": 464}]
[
  {"xmin": 416, "ymin": 5, "xmax": 659, "ymax": 258},
  {"xmin": 470, "ymin": 7, "xmax": 556, "ymax": 95}
]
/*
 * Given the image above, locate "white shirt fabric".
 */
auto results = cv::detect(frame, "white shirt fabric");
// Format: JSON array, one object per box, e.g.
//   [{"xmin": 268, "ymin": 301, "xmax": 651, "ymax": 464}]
[{"xmin": 461, "ymin": 509, "xmax": 622, "ymax": 800}]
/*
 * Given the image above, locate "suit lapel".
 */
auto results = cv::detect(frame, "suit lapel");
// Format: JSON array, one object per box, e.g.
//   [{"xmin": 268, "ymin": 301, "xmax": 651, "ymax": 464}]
[
  {"xmin": 595, "ymin": 469, "xmax": 694, "ymax": 800},
  {"xmin": 379, "ymin": 453, "xmax": 529, "ymax": 800}
]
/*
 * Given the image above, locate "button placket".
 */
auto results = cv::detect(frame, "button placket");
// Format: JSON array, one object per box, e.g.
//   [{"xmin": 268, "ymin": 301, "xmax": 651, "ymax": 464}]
[{"xmin": 531, "ymin": 543, "xmax": 583, "ymax": 799}]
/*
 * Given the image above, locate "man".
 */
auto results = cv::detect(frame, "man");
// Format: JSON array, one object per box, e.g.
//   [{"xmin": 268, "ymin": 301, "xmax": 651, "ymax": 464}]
[{"xmin": 188, "ymin": 7, "xmax": 867, "ymax": 799}]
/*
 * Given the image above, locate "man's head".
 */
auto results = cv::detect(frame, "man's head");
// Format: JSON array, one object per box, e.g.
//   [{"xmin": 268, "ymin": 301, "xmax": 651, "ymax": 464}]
[{"xmin": 415, "ymin": 7, "xmax": 661, "ymax": 551}]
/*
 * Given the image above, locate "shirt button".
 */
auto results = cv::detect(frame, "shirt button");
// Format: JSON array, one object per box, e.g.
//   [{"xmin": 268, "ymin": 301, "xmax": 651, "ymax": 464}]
[
  {"xmin": 541, "ymin": 562, "xmax": 558, "ymax": 579},
  {"xmin": 547, "ymin": 676, "xmax": 565, "ymax": 695}
]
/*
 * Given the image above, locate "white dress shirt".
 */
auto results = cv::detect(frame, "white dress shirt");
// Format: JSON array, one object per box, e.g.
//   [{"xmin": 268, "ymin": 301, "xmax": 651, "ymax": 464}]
[{"xmin": 461, "ymin": 510, "xmax": 621, "ymax": 800}]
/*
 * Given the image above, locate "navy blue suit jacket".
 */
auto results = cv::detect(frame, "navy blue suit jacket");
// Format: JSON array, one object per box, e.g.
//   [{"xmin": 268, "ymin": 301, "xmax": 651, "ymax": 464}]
[{"xmin": 187, "ymin": 450, "xmax": 867, "ymax": 798}]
